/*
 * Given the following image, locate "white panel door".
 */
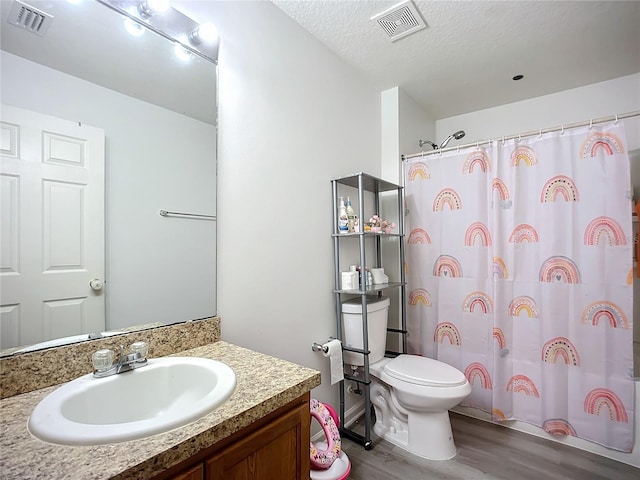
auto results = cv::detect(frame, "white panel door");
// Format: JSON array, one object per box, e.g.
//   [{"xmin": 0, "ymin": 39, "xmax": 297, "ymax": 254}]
[{"xmin": 0, "ymin": 104, "xmax": 105, "ymax": 349}]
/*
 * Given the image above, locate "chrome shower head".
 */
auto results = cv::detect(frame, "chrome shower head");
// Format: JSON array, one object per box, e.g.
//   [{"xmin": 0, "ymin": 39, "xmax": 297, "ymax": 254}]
[
  {"xmin": 418, "ymin": 139, "xmax": 439, "ymax": 150},
  {"xmin": 439, "ymin": 130, "xmax": 466, "ymax": 149}
]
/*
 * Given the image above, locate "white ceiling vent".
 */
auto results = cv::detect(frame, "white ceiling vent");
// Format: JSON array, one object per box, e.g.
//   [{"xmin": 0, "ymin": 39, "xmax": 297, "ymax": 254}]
[
  {"xmin": 7, "ymin": 0, "xmax": 53, "ymax": 37},
  {"xmin": 371, "ymin": 0, "xmax": 426, "ymax": 42}
]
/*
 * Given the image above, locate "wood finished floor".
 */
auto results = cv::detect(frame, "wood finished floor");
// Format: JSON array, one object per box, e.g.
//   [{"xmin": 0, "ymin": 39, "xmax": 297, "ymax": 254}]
[{"xmin": 340, "ymin": 412, "xmax": 639, "ymax": 480}]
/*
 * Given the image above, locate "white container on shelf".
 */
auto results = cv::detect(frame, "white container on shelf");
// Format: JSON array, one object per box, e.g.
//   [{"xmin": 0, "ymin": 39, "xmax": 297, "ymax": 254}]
[{"xmin": 340, "ymin": 271, "xmax": 358, "ymax": 290}]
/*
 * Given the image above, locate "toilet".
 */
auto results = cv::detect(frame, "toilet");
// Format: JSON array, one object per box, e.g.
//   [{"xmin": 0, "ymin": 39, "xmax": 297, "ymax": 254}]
[{"xmin": 342, "ymin": 297, "xmax": 471, "ymax": 460}]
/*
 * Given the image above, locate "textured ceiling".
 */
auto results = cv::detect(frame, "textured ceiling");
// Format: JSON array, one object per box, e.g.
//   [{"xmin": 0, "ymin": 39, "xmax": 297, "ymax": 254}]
[{"xmin": 272, "ymin": 0, "xmax": 640, "ymax": 119}]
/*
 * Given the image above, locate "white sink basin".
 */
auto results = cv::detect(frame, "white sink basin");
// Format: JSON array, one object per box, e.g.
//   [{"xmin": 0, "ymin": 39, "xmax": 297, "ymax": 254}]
[{"xmin": 28, "ymin": 357, "xmax": 236, "ymax": 446}]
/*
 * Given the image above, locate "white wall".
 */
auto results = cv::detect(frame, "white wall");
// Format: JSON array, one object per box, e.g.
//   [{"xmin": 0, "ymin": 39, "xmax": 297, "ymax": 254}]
[
  {"xmin": 435, "ymin": 73, "xmax": 640, "ymax": 150},
  {"xmin": 381, "ymin": 87, "xmax": 436, "ymax": 183},
  {"xmin": 381, "ymin": 88, "xmax": 401, "ymax": 184},
  {"xmin": 0, "ymin": 51, "xmax": 217, "ymax": 332},
  {"xmin": 199, "ymin": 1, "xmax": 381, "ymax": 410},
  {"xmin": 380, "ymin": 87, "xmax": 435, "ymax": 353},
  {"xmin": 399, "ymin": 89, "xmax": 436, "ymax": 166}
]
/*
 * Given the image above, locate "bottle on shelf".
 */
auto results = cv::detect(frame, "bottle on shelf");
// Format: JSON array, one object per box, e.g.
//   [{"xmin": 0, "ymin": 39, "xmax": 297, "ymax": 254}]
[
  {"xmin": 355, "ymin": 266, "xmax": 372, "ymax": 288},
  {"xmin": 346, "ymin": 197, "xmax": 356, "ymax": 233},
  {"xmin": 338, "ymin": 196, "xmax": 348, "ymax": 234}
]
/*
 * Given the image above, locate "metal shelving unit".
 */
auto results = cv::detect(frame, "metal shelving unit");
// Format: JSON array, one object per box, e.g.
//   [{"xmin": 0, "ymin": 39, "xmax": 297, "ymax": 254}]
[{"xmin": 331, "ymin": 172, "xmax": 407, "ymax": 450}]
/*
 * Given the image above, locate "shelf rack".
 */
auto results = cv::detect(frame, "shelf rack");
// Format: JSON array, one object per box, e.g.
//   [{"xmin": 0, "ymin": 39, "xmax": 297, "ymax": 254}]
[{"xmin": 331, "ymin": 172, "xmax": 407, "ymax": 450}]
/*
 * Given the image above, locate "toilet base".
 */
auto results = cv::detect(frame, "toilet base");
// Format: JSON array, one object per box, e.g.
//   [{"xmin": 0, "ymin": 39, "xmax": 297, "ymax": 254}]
[{"xmin": 374, "ymin": 410, "xmax": 458, "ymax": 461}]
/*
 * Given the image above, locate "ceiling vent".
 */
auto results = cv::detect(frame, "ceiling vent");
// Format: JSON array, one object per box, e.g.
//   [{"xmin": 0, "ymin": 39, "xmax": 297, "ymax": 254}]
[
  {"xmin": 7, "ymin": 0, "xmax": 53, "ymax": 36},
  {"xmin": 371, "ymin": 0, "xmax": 426, "ymax": 42}
]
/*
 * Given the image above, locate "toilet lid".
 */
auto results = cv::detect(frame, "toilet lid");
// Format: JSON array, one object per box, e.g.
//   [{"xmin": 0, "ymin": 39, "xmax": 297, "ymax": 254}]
[{"xmin": 383, "ymin": 355, "xmax": 468, "ymax": 387}]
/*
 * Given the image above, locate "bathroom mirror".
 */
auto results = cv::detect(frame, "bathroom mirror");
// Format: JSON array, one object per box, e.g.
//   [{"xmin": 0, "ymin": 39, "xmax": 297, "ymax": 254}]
[{"xmin": 0, "ymin": 0, "xmax": 217, "ymax": 355}]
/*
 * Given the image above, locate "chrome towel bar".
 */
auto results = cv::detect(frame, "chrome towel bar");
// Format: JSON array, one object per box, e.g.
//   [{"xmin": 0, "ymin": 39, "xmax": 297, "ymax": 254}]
[{"xmin": 159, "ymin": 209, "xmax": 216, "ymax": 220}]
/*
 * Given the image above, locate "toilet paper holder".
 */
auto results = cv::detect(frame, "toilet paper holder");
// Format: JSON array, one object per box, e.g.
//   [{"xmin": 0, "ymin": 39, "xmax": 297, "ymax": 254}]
[{"xmin": 312, "ymin": 339, "xmax": 338, "ymax": 353}]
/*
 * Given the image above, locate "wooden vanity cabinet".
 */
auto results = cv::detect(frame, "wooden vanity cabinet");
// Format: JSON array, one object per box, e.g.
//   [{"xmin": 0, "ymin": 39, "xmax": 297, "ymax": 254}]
[
  {"xmin": 205, "ymin": 396, "xmax": 309, "ymax": 480},
  {"xmin": 156, "ymin": 393, "xmax": 310, "ymax": 480},
  {"xmin": 169, "ymin": 464, "xmax": 204, "ymax": 480}
]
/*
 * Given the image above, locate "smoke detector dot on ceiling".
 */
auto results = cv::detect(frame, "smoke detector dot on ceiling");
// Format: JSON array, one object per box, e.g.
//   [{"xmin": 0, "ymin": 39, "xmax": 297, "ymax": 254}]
[{"xmin": 371, "ymin": 0, "xmax": 427, "ymax": 42}]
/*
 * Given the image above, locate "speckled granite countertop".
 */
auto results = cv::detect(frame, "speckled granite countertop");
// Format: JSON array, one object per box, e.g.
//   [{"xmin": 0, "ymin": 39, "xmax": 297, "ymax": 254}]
[{"xmin": 0, "ymin": 341, "xmax": 321, "ymax": 479}]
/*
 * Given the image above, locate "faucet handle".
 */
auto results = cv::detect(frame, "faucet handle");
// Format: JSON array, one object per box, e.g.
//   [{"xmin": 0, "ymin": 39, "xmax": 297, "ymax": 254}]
[
  {"xmin": 92, "ymin": 349, "xmax": 115, "ymax": 372},
  {"xmin": 130, "ymin": 341, "xmax": 148, "ymax": 359}
]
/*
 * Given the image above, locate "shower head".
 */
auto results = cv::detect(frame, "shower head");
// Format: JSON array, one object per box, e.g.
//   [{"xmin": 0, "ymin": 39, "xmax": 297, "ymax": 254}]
[
  {"xmin": 418, "ymin": 139, "xmax": 439, "ymax": 150},
  {"xmin": 439, "ymin": 130, "xmax": 466, "ymax": 149}
]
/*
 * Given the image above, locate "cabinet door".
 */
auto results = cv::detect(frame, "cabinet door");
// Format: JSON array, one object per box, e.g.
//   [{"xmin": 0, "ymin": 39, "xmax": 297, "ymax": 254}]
[
  {"xmin": 205, "ymin": 401, "xmax": 309, "ymax": 480},
  {"xmin": 170, "ymin": 463, "xmax": 204, "ymax": 480}
]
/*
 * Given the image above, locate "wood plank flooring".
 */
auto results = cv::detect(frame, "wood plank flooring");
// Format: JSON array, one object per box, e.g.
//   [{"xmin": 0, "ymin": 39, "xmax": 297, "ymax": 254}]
[{"xmin": 340, "ymin": 413, "xmax": 639, "ymax": 480}]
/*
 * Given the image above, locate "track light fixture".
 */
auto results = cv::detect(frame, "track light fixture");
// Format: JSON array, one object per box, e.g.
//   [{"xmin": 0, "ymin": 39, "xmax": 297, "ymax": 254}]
[
  {"xmin": 189, "ymin": 22, "xmax": 218, "ymax": 45},
  {"xmin": 97, "ymin": 0, "xmax": 219, "ymax": 63},
  {"xmin": 138, "ymin": 0, "xmax": 171, "ymax": 18}
]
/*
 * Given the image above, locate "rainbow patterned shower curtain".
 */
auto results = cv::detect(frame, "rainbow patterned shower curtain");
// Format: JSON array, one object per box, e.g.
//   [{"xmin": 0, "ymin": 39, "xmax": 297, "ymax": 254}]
[{"xmin": 403, "ymin": 123, "xmax": 634, "ymax": 452}]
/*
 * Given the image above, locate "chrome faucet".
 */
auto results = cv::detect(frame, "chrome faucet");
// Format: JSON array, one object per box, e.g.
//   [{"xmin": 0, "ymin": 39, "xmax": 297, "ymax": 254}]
[{"xmin": 92, "ymin": 341, "xmax": 149, "ymax": 378}]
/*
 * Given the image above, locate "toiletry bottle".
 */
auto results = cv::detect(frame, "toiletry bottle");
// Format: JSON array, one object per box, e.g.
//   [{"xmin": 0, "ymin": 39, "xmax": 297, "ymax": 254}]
[
  {"xmin": 346, "ymin": 197, "xmax": 356, "ymax": 233},
  {"xmin": 338, "ymin": 196, "xmax": 348, "ymax": 234}
]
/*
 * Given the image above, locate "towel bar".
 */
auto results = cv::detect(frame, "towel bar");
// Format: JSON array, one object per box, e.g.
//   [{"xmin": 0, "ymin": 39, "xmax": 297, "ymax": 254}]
[{"xmin": 159, "ymin": 209, "xmax": 216, "ymax": 220}]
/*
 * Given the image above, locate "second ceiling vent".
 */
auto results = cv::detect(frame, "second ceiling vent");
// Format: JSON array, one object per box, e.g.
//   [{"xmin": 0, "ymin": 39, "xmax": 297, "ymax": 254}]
[
  {"xmin": 7, "ymin": 0, "xmax": 53, "ymax": 36},
  {"xmin": 371, "ymin": 0, "xmax": 426, "ymax": 42}
]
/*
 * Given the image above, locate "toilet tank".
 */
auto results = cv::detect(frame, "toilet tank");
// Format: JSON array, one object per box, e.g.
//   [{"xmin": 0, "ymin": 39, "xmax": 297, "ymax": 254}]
[{"xmin": 342, "ymin": 296, "xmax": 390, "ymax": 366}]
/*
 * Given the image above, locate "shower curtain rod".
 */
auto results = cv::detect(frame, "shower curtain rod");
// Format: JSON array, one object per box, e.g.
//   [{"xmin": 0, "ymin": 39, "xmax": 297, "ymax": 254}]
[{"xmin": 402, "ymin": 110, "xmax": 640, "ymax": 161}]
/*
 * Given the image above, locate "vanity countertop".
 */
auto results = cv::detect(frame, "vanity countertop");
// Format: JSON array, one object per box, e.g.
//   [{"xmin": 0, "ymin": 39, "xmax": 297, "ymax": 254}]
[{"xmin": 0, "ymin": 341, "xmax": 321, "ymax": 479}]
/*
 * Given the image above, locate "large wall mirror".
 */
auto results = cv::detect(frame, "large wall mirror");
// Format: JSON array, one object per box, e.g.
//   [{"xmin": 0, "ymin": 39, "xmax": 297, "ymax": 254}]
[{"xmin": 0, "ymin": 0, "xmax": 218, "ymax": 355}]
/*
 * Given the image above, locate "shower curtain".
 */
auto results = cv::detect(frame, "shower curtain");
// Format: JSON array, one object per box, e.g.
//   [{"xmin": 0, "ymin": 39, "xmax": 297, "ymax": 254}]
[{"xmin": 404, "ymin": 123, "xmax": 634, "ymax": 452}]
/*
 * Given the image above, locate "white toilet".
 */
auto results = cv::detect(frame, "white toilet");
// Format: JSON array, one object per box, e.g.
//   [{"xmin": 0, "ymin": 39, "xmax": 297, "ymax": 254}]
[{"xmin": 342, "ymin": 297, "xmax": 471, "ymax": 460}]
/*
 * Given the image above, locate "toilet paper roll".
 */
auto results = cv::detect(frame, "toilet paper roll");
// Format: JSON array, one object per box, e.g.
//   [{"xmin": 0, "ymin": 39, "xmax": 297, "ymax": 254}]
[{"xmin": 321, "ymin": 339, "xmax": 344, "ymax": 385}]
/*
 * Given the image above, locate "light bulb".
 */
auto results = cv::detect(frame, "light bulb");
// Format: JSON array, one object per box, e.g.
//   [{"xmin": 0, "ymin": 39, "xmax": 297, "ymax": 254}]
[
  {"xmin": 190, "ymin": 22, "xmax": 218, "ymax": 45},
  {"xmin": 138, "ymin": 0, "xmax": 171, "ymax": 17},
  {"xmin": 124, "ymin": 18, "xmax": 145, "ymax": 37},
  {"xmin": 174, "ymin": 42, "xmax": 192, "ymax": 61}
]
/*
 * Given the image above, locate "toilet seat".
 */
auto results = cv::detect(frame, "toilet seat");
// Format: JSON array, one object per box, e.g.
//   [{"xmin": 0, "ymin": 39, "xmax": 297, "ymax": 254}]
[{"xmin": 383, "ymin": 355, "xmax": 467, "ymax": 387}]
